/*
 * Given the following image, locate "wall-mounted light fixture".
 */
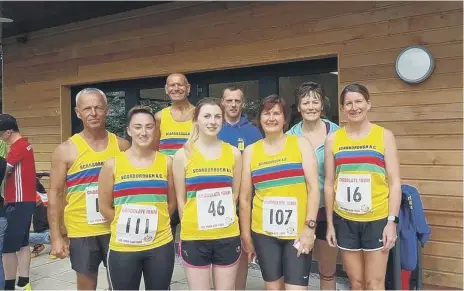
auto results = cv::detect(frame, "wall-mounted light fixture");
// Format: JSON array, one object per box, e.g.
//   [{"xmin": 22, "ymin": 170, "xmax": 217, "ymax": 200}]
[{"xmin": 395, "ymin": 46, "xmax": 435, "ymax": 84}]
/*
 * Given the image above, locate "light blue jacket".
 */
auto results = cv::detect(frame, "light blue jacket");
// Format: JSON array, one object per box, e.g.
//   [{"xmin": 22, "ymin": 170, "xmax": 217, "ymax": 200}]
[{"xmin": 286, "ymin": 119, "xmax": 339, "ymax": 208}]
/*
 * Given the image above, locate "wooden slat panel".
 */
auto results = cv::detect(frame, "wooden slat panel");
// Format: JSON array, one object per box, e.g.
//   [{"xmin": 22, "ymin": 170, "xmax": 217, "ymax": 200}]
[
  {"xmin": 396, "ymin": 135, "xmax": 462, "ymax": 150},
  {"xmin": 423, "ymin": 241, "xmax": 463, "ymax": 258},
  {"xmin": 348, "ymin": 103, "xmax": 463, "ymax": 122},
  {"xmin": 423, "ymin": 256, "xmax": 463, "ymax": 274},
  {"xmin": 341, "ymin": 57, "xmax": 463, "ymax": 82},
  {"xmin": 370, "ymin": 89, "xmax": 464, "ymax": 107},
  {"xmin": 423, "ymin": 269, "xmax": 463, "ymax": 289},
  {"xmin": 402, "ymin": 180, "xmax": 462, "ymax": 197},
  {"xmin": 34, "ymin": 152, "xmax": 53, "ymax": 163},
  {"xmin": 11, "ymin": 107, "xmax": 60, "ymax": 119},
  {"xmin": 400, "ymin": 165, "xmax": 462, "ymax": 181},
  {"xmin": 340, "ymin": 41, "xmax": 463, "ymax": 68},
  {"xmin": 28, "ymin": 135, "xmax": 62, "ymax": 144},
  {"xmin": 425, "ymin": 210, "xmax": 462, "ymax": 227},
  {"xmin": 340, "ymin": 73, "xmax": 463, "ymax": 94},
  {"xmin": 421, "ymin": 196, "xmax": 463, "ymax": 212},
  {"xmin": 16, "ymin": 116, "xmax": 61, "ymax": 128},
  {"xmin": 20, "ymin": 126, "xmax": 61, "ymax": 136},
  {"xmin": 388, "ymin": 9, "xmax": 463, "ymax": 34},
  {"xmin": 343, "ymin": 26, "xmax": 463, "ymax": 55},
  {"xmin": 36, "ymin": 162, "xmax": 51, "ymax": 172},
  {"xmin": 398, "ymin": 150, "xmax": 462, "ymax": 166},
  {"xmin": 429, "ymin": 226, "xmax": 463, "ymax": 244},
  {"xmin": 31, "ymin": 144, "xmax": 58, "ymax": 154},
  {"xmin": 77, "ymin": 22, "xmax": 389, "ymax": 82},
  {"xmin": 376, "ymin": 120, "xmax": 463, "ymax": 135}
]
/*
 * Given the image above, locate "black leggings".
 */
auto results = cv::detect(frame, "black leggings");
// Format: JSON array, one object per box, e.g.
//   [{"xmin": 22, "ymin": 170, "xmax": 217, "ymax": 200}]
[{"xmin": 107, "ymin": 241, "xmax": 175, "ymax": 290}]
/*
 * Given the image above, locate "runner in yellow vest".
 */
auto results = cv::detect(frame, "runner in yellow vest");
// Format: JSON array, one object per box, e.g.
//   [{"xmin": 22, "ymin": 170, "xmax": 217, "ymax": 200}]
[
  {"xmin": 98, "ymin": 106, "xmax": 176, "ymax": 290},
  {"xmin": 173, "ymin": 98, "xmax": 242, "ymax": 290},
  {"xmin": 240, "ymin": 94, "xmax": 320, "ymax": 290},
  {"xmin": 154, "ymin": 73, "xmax": 194, "ymax": 238},
  {"xmin": 324, "ymin": 84, "xmax": 401, "ymax": 290},
  {"xmin": 48, "ymin": 88, "xmax": 129, "ymax": 290}
]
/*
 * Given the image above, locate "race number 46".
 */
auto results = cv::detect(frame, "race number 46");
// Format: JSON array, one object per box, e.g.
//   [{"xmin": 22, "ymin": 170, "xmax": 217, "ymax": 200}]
[
  {"xmin": 85, "ymin": 186, "xmax": 107, "ymax": 225},
  {"xmin": 197, "ymin": 187, "xmax": 234, "ymax": 230},
  {"xmin": 336, "ymin": 174, "xmax": 372, "ymax": 214},
  {"xmin": 262, "ymin": 197, "xmax": 297, "ymax": 237}
]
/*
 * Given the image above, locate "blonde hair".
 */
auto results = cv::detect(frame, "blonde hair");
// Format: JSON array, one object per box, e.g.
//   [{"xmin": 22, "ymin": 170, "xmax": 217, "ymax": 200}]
[{"xmin": 184, "ymin": 97, "xmax": 224, "ymax": 158}]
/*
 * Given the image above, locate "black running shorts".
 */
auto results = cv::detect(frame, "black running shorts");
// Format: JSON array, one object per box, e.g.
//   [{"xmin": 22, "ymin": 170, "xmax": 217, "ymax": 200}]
[
  {"xmin": 69, "ymin": 234, "xmax": 110, "ymax": 274},
  {"xmin": 334, "ymin": 213, "xmax": 388, "ymax": 251},
  {"xmin": 180, "ymin": 236, "xmax": 241, "ymax": 267},
  {"xmin": 252, "ymin": 231, "xmax": 312, "ymax": 286}
]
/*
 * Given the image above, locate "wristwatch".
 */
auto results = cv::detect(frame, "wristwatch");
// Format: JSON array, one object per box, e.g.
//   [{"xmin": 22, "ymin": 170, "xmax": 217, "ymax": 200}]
[
  {"xmin": 387, "ymin": 215, "xmax": 399, "ymax": 224},
  {"xmin": 304, "ymin": 219, "xmax": 317, "ymax": 229}
]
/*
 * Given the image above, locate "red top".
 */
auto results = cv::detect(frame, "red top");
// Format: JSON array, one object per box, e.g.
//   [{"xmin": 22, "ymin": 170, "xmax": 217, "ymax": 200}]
[{"xmin": 5, "ymin": 137, "xmax": 37, "ymax": 203}]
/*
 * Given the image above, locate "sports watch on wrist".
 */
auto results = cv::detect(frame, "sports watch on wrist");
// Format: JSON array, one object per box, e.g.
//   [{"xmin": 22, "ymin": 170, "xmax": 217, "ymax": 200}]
[
  {"xmin": 387, "ymin": 215, "xmax": 399, "ymax": 224},
  {"xmin": 304, "ymin": 219, "xmax": 317, "ymax": 229}
]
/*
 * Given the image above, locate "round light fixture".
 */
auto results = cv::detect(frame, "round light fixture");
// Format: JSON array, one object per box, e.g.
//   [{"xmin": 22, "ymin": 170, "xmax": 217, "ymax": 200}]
[{"xmin": 395, "ymin": 46, "xmax": 435, "ymax": 84}]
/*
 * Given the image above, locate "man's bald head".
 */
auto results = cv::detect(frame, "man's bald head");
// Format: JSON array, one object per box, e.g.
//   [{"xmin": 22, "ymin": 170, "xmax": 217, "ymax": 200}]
[
  {"xmin": 165, "ymin": 73, "xmax": 191, "ymax": 102},
  {"xmin": 166, "ymin": 73, "xmax": 189, "ymax": 86}
]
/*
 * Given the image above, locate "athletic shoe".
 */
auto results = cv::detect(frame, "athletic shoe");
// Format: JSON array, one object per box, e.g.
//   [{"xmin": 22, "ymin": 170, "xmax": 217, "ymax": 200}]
[{"xmin": 15, "ymin": 283, "xmax": 32, "ymax": 290}]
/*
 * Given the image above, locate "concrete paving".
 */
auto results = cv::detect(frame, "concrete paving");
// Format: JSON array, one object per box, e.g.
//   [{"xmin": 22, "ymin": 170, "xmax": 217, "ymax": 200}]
[{"xmin": 29, "ymin": 245, "xmax": 350, "ymax": 290}]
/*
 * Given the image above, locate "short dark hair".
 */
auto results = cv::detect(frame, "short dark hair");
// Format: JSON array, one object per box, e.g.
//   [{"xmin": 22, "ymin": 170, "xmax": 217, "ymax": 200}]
[
  {"xmin": 258, "ymin": 94, "xmax": 289, "ymax": 131},
  {"xmin": 222, "ymin": 85, "xmax": 244, "ymax": 100},
  {"xmin": 294, "ymin": 81, "xmax": 330, "ymax": 117},
  {"xmin": 340, "ymin": 83, "xmax": 370, "ymax": 105},
  {"xmin": 0, "ymin": 114, "xmax": 19, "ymax": 132}
]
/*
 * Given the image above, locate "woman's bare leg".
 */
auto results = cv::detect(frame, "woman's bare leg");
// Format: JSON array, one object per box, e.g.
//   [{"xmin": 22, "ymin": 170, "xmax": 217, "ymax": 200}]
[
  {"xmin": 212, "ymin": 263, "xmax": 240, "ymax": 290},
  {"xmin": 184, "ymin": 265, "xmax": 211, "ymax": 290},
  {"xmin": 340, "ymin": 250, "xmax": 364, "ymax": 290},
  {"xmin": 315, "ymin": 239, "xmax": 339, "ymax": 290}
]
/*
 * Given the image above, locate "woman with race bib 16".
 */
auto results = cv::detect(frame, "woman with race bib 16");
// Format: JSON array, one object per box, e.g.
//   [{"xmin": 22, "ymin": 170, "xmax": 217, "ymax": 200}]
[
  {"xmin": 240, "ymin": 94, "xmax": 320, "ymax": 290},
  {"xmin": 324, "ymin": 84, "xmax": 401, "ymax": 290},
  {"xmin": 173, "ymin": 98, "xmax": 242, "ymax": 290},
  {"xmin": 98, "ymin": 106, "xmax": 176, "ymax": 290}
]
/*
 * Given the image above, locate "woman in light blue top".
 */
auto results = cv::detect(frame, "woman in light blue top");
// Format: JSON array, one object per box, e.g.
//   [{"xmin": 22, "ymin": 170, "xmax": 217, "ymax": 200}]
[{"xmin": 287, "ymin": 81, "xmax": 339, "ymax": 290}]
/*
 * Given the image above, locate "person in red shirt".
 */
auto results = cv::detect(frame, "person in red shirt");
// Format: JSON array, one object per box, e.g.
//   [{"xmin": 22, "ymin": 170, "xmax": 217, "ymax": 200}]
[{"xmin": 0, "ymin": 114, "xmax": 36, "ymax": 291}]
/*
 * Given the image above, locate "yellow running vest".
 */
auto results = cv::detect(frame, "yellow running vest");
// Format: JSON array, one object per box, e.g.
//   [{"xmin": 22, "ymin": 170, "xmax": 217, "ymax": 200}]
[
  {"xmin": 159, "ymin": 107, "xmax": 192, "ymax": 156},
  {"xmin": 250, "ymin": 135, "xmax": 308, "ymax": 240},
  {"xmin": 180, "ymin": 142, "xmax": 240, "ymax": 241},
  {"xmin": 332, "ymin": 124, "xmax": 389, "ymax": 222},
  {"xmin": 65, "ymin": 132, "xmax": 120, "ymax": 238},
  {"xmin": 109, "ymin": 151, "xmax": 172, "ymax": 252}
]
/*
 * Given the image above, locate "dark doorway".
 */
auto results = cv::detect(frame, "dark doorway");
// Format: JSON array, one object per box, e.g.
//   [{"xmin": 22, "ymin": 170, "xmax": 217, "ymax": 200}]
[{"xmin": 71, "ymin": 57, "xmax": 338, "ymax": 137}]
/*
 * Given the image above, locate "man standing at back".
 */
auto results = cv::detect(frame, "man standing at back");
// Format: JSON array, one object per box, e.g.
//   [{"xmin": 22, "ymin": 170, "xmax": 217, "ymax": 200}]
[
  {"xmin": 0, "ymin": 114, "xmax": 37, "ymax": 290},
  {"xmin": 154, "ymin": 73, "xmax": 195, "ymax": 237},
  {"xmin": 217, "ymin": 85, "xmax": 262, "ymax": 290},
  {"xmin": 48, "ymin": 88, "xmax": 129, "ymax": 290}
]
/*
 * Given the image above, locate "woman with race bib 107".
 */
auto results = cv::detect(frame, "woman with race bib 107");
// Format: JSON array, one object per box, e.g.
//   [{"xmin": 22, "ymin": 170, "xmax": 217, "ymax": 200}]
[
  {"xmin": 324, "ymin": 84, "xmax": 401, "ymax": 290},
  {"xmin": 173, "ymin": 97, "xmax": 242, "ymax": 290},
  {"xmin": 98, "ymin": 106, "xmax": 176, "ymax": 290},
  {"xmin": 240, "ymin": 94, "xmax": 320, "ymax": 290}
]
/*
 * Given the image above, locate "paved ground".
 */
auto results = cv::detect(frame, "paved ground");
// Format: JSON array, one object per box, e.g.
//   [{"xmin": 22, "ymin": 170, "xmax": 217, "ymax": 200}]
[{"xmin": 29, "ymin": 245, "xmax": 350, "ymax": 290}]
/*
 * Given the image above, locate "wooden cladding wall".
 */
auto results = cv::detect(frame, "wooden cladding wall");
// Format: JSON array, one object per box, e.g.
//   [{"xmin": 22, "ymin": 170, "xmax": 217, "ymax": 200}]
[{"xmin": 2, "ymin": 1, "xmax": 463, "ymax": 288}]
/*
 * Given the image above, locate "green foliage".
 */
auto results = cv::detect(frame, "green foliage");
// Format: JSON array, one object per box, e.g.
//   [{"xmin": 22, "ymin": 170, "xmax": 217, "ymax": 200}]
[{"xmin": 105, "ymin": 97, "xmax": 126, "ymax": 138}]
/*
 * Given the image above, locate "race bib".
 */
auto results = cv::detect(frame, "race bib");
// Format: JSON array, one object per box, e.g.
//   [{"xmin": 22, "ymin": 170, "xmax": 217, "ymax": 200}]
[
  {"xmin": 262, "ymin": 197, "xmax": 298, "ymax": 236},
  {"xmin": 336, "ymin": 174, "xmax": 372, "ymax": 214},
  {"xmin": 196, "ymin": 187, "xmax": 235, "ymax": 230},
  {"xmin": 116, "ymin": 204, "xmax": 158, "ymax": 245},
  {"xmin": 85, "ymin": 186, "xmax": 107, "ymax": 225}
]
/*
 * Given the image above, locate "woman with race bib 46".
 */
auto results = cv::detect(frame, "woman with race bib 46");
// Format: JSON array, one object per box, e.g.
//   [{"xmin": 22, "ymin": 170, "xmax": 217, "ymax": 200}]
[
  {"xmin": 98, "ymin": 106, "xmax": 176, "ymax": 290},
  {"xmin": 324, "ymin": 84, "xmax": 401, "ymax": 290},
  {"xmin": 240, "ymin": 95, "xmax": 320, "ymax": 290},
  {"xmin": 173, "ymin": 98, "xmax": 242, "ymax": 290}
]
